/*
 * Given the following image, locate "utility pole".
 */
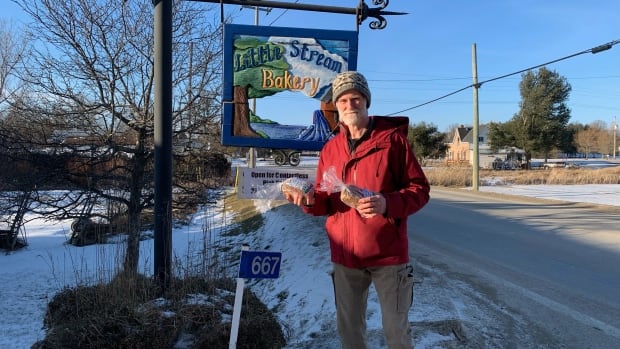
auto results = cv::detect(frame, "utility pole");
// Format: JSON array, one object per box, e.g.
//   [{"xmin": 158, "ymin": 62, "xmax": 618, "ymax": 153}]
[
  {"xmin": 613, "ymin": 116, "xmax": 617, "ymax": 159},
  {"xmin": 471, "ymin": 43, "xmax": 480, "ymax": 191}
]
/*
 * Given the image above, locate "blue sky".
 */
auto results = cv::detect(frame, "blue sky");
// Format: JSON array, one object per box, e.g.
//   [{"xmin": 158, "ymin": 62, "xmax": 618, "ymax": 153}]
[{"xmin": 4, "ymin": 0, "xmax": 619, "ymax": 132}]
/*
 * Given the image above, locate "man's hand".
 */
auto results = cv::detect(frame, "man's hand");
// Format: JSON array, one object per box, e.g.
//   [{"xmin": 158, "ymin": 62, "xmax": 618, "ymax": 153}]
[
  {"xmin": 284, "ymin": 188, "xmax": 315, "ymax": 207},
  {"xmin": 357, "ymin": 193, "xmax": 386, "ymax": 218}
]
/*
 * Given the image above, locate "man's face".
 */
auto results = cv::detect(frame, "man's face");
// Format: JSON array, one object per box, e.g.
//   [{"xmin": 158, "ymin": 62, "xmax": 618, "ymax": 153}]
[{"xmin": 335, "ymin": 90, "xmax": 368, "ymax": 128}]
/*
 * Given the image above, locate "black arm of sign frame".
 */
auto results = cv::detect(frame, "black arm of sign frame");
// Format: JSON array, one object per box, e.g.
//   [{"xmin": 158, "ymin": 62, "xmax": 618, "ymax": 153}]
[{"xmin": 186, "ymin": 0, "xmax": 407, "ymax": 30}]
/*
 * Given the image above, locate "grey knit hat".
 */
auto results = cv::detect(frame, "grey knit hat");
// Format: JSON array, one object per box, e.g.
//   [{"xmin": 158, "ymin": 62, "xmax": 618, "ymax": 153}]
[{"xmin": 331, "ymin": 71, "xmax": 371, "ymax": 107}]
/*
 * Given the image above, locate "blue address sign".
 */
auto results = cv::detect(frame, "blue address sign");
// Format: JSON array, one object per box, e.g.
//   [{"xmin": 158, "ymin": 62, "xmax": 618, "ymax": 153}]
[{"xmin": 238, "ymin": 251, "xmax": 282, "ymax": 279}]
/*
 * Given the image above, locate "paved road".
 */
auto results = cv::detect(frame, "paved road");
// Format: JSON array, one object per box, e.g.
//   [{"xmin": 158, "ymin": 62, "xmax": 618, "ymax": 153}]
[{"xmin": 408, "ymin": 187, "xmax": 620, "ymax": 348}]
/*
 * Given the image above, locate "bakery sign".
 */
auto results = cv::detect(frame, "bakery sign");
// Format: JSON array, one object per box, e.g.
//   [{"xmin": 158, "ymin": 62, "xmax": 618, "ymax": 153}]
[{"xmin": 222, "ymin": 24, "xmax": 359, "ymax": 151}]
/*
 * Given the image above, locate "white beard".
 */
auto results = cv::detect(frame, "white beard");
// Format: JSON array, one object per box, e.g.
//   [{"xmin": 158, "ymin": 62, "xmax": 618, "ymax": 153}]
[{"xmin": 340, "ymin": 111, "xmax": 367, "ymax": 128}]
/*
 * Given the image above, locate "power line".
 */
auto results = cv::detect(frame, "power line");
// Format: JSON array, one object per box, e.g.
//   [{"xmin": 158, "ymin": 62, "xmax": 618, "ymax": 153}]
[
  {"xmin": 386, "ymin": 39, "xmax": 620, "ymax": 116},
  {"xmin": 371, "ymin": 77, "xmax": 471, "ymax": 82},
  {"xmin": 267, "ymin": 0, "xmax": 300, "ymax": 26}
]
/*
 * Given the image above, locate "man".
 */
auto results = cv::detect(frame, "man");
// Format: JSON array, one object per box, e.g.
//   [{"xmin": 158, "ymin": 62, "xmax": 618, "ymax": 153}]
[{"xmin": 284, "ymin": 71, "xmax": 430, "ymax": 349}]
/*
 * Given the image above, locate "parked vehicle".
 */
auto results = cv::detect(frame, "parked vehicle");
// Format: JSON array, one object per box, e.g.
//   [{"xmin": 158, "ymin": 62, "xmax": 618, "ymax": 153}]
[
  {"xmin": 492, "ymin": 158, "xmax": 521, "ymax": 170},
  {"xmin": 542, "ymin": 161, "xmax": 580, "ymax": 169},
  {"xmin": 542, "ymin": 161, "xmax": 565, "ymax": 169}
]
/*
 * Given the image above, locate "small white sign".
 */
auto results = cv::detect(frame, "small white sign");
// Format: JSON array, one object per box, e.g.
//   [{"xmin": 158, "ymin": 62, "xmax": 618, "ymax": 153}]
[{"xmin": 238, "ymin": 166, "xmax": 316, "ymax": 199}]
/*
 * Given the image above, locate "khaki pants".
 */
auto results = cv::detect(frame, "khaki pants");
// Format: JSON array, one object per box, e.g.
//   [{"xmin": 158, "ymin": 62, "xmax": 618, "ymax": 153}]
[{"xmin": 332, "ymin": 263, "xmax": 414, "ymax": 349}]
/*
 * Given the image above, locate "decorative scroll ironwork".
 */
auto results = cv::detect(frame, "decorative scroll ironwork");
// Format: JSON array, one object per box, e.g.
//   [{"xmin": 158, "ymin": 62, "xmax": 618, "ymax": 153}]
[{"xmin": 357, "ymin": 0, "xmax": 395, "ymax": 30}]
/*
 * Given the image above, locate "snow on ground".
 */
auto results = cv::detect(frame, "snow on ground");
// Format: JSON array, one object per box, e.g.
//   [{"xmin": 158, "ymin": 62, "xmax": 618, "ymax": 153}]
[
  {"xmin": 479, "ymin": 184, "xmax": 620, "ymax": 208},
  {"xmin": 1, "ymin": 156, "xmax": 618, "ymax": 348}
]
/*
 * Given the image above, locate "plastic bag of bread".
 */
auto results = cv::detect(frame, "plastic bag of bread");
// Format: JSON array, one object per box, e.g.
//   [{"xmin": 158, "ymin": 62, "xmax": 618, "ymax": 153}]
[
  {"xmin": 320, "ymin": 166, "xmax": 373, "ymax": 208},
  {"xmin": 281, "ymin": 177, "xmax": 314, "ymax": 197},
  {"xmin": 340, "ymin": 184, "xmax": 374, "ymax": 208}
]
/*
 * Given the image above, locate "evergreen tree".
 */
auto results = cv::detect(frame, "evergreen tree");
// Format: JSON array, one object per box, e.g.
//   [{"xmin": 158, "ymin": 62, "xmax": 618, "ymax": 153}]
[
  {"xmin": 514, "ymin": 67, "xmax": 572, "ymax": 161},
  {"xmin": 407, "ymin": 122, "xmax": 447, "ymax": 165}
]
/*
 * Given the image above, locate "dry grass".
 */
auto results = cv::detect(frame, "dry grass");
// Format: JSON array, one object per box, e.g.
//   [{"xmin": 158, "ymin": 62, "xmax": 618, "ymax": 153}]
[
  {"xmin": 425, "ymin": 165, "xmax": 620, "ymax": 187},
  {"xmin": 222, "ymin": 192, "xmax": 264, "ymax": 237},
  {"xmin": 36, "ymin": 275, "xmax": 285, "ymax": 349}
]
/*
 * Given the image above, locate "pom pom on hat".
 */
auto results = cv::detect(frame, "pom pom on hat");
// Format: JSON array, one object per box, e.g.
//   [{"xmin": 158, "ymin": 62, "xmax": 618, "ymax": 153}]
[{"xmin": 331, "ymin": 71, "xmax": 371, "ymax": 108}]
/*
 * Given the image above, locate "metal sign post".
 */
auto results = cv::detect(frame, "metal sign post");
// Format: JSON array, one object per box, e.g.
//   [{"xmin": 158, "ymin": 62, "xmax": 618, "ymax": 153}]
[{"xmin": 229, "ymin": 246, "xmax": 282, "ymax": 348}]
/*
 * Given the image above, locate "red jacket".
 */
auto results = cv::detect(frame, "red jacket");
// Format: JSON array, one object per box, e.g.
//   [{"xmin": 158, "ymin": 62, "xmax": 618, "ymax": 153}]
[{"xmin": 304, "ymin": 116, "xmax": 430, "ymax": 268}]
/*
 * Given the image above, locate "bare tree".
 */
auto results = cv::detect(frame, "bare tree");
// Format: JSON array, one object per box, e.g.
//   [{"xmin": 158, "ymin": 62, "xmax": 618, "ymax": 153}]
[
  {"xmin": 0, "ymin": 18, "xmax": 28, "ymax": 106},
  {"xmin": 575, "ymin": 121, "xmax": 612, "ymax": 158},
  {"xmin": 11, "ymin": 0, "xmax": 223, "ymax": 274},
  {"xmin": 591, "ymin": 121, "xmax": 613, "ymax": 156},
  {"xmin": 575, "ymin": 128, "xmax": 599, "ymax": 158}
]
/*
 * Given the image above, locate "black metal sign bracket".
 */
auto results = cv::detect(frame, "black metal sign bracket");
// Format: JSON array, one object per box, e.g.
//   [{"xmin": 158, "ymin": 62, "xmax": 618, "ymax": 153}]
[{"xmin": 187, "ymin": 0, "xmax": 407, "ymax": 29}]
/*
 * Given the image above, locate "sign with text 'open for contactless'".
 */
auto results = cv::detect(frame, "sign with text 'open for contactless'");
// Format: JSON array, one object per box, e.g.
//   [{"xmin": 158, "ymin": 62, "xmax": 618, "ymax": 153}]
[{"xmin": 238, "ymin": 166, "xmax": 316, "ymax": 199}]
